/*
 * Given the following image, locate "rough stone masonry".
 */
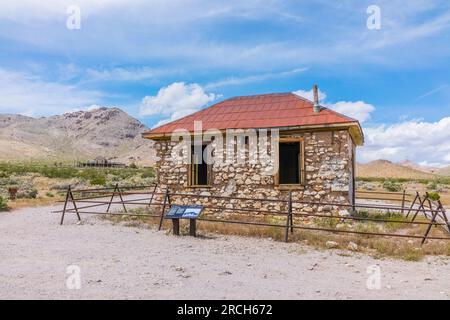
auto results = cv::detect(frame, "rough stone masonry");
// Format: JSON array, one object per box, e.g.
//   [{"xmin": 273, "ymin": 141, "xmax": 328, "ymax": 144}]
[{"xmin": 152, "ymin": 129, "xmax": 355, "ymax": 217}]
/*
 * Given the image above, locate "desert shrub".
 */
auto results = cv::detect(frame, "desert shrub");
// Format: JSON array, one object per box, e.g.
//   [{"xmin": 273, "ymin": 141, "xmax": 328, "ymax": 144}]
[
  {"xmin": 382, "ymin": 180, "xmax": 402, "ymax": 192},
  {"xmin": 428, "ymin": 192, "xmax": 440, "ymax": 201},
  {"xmin": 1, "ymin": 176, "xmax": 19, "ymax": 186},
  {"xmin": 29, "ymin": 189, "xmax": 38, "ymax": 198},
  {"xmin": 0, "ymin": 196, "xmax": 8, "ymax": 211},
  {"xmin": 352, "ymin": 210, "xmax": 406, "ymax": 231},
  {"xmin": 50, "ymin": 182, "xmax": 71, "ymax": 190},
  {"xmin": 106, "ymin": 174, "xmax": 121, "ymax": 182},
  {"xmin": 353, "ymin": 210, "xmax": 369, "ymax": 218},
  {"xmin": 314, "ymin": 217, "xmax": 340, "ymax": 229},
  {"xmin": 50, "ymin": 179, "xmax": 87, "ymax": 190},
  {"xmin": 427, "ymin": 181, "xmax": 438, "ymax": 191},
  {"xmin": 89, "ymin": 175, "xmax": 106, "ymax": 186},
  {"xmin": 129, "ymin": 163, "xmax": 138, "ymax": 169},
  {"xmin": 141, "ymin": 170, "xmax": 155, "ymax": 179},
  {"xmin": 0, "ymin": 163, "xmax": 155, "ymax": 189},
  {"xmin": 17, "ymin": 188, "xmax": 38, "ymax": 199},
  {"xmin": 40, "ymin": 166, "xmax": 79, "ymax": 179},
  {"xmin": 356, "ymin": 176, "xmax": 450, "ymax": 185},
  {"xmin": 46, "ymin": 192, "xmax": 54, "ymax": 197}
]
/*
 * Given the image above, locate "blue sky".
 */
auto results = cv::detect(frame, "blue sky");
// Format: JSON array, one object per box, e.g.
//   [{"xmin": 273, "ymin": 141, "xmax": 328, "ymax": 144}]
[{"xmin": 0, "ymin": 0, "xmax": 450, "ymax": 165}]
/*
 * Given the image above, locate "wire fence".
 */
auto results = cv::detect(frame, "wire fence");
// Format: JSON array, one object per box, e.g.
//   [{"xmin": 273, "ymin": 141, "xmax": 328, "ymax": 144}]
[{"xmin": 53, "ymin": 184, "xmax": 450, "ymax": 245}]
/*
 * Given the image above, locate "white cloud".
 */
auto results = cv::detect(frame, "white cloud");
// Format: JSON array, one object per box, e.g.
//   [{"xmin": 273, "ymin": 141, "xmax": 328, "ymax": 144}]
[
  {"xmin": 83, "ymin": 66, "xmax": 181, "ymax": 83},
  {"xmin": 205, "ymin": 67, "xmax": 308, "ymax": 89},
  {"xmin": 1, "ymin": 1, "xmax": 449, "ymax": 72},
  {"xmin": 293, "ymin": 88, "xmax": 375, "ymax": 123},
  {"xmin": 328, "ymin": 101, "xmax": 375, "ymax": 123},
  {"xmin": 295, "ymin": 87, "xmax": 449, "ymax": 166},
  {"xmin": 0, "ymin": 68, "xmax": 103, "ymax": 116},
  {"xmin": 359, "ymin": 118, "xmax": 450, "ymax": 166},
  {"xmin": 139, "ymin": 82, "xmax": 218, "ymax": 127},
  {"xmin": 417, "ymin": 84, "xmax": 449, "ymax": 100}
]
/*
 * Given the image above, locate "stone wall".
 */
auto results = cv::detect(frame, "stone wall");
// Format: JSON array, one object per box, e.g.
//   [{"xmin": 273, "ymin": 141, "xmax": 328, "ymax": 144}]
[{"xmin": 152, "ymin": 129, "xmax": 354, "ymax": 216}]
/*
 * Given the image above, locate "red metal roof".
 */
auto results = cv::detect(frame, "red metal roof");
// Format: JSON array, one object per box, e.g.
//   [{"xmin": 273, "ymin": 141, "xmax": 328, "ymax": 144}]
[{"xmin": 145, "ymin": 92, "xmax": 359, "ymax": 135}]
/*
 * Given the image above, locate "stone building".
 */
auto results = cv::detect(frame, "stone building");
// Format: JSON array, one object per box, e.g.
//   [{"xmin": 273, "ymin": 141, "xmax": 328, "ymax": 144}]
[{"xmin": 142, "ymin": 86, "xmax": 364, "ymax": 214}]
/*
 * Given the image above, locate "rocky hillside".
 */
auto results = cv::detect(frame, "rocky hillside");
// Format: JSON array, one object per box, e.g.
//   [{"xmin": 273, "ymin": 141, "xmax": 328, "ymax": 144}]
[
  {"xmin": 437, "ymin": 166, "xmax": 450, "ymax": 176},
  {"xmin": 398, "ymin": 160, "xmax": 440, "ymax": 174},
  {"xmin": 356, "ymin": 160, "xmax": 437, "ymax": 179},
  {"xmin": 0, "ymin": 107, "xmax": 154, "ymax": 166}
]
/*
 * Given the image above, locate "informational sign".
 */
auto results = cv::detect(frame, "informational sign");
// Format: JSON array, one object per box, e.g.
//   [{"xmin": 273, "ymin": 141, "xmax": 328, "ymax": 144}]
[{"xmin": 165, "ymin": 205, "xmax": 204, "ymax": 219}]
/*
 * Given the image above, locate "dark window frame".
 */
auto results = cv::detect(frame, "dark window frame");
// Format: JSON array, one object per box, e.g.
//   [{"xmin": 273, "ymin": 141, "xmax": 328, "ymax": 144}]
[
  {"xmin": 275, "ymin": 137, "xmax": 305, "ymax": 186},
  {"xmin": 188, "ymin": 143, "xmax": 212, "ymax": 187}
]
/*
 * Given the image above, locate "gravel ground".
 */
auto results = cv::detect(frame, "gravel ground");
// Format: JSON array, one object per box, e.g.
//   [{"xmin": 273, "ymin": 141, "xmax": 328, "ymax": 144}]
[{"xmin": 1, "ymin": 201, "xmax": 450, "ymax": 300}]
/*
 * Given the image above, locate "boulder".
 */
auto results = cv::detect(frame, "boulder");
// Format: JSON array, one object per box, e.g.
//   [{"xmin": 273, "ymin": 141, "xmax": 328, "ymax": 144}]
[
  {"xmin": 348, "ymin": 242, "xmax": 358, "ymax": 251},
  {"xmin": 325, "ymin": 241, "xmax": 339, "ymax": 249}
]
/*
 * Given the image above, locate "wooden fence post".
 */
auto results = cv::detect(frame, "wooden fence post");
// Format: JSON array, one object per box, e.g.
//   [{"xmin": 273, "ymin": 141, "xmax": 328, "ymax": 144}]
[
  {"xmin": 284, "ymin": 191, "xmax": 292, "ymax": 242},
  {"xmin": 116, "ymin": 185, "xmax": 128, "ymax": 213},
  {"xmin": 69, "ymin": 187, "xmax": 81, "ymax": 222},
  {"xmin": 412, "ymin": 193, "xmax": 428, "ymax": 222},
  {"xmin": 60, "ymin": 185, "xmax": 81, "ymax": 225},
  {"xmin": 106, "ymin": 184, "xmax": 118, "ymax": 213},
  {"xmin": 148, "ymin": 183, "xmax": 158, "ymax": 207},
  {"xmin": 60, "ymin": 185, "xmax": 71, "ymax": 225},
  {"xmin": 406, "ymin": 192, "xmax": 419, "ymax": 218},
  {"xmin": 158, "ymin": 187, "xmax": 169, "ymax": 231},
  {"xmin": 437, "ymin": 199, "xmax": 450, "ymax": 233},
  {"xmin": 401, "ymin": 189, "xmax": 406, "ymax": 214},
  {"xmin": 421, "ymin": 209, "xmax": 439, "ymax": 245}
]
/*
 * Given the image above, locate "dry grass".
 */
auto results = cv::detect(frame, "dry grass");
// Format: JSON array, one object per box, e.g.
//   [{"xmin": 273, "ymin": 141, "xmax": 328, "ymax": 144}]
[
  {"xmin": 7, "ymin": 195, "xmax": 64, "ymax": 210},
  {"xmin": 103, "ymin": 207, "xmax": 450, "ymax": 262}
]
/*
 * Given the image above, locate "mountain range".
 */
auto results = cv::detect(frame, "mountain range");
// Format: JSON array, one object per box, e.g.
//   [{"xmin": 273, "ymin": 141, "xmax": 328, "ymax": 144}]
[
  {"xmin": 356, "ymin": 160, "xmax": 450, "ymax": 179},
  {"xmin": 0, "ymin": 107, "xmax": 154, "ymax": 166}
]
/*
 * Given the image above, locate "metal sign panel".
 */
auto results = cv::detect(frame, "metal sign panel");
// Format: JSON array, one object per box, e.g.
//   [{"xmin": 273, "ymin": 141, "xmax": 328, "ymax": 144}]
[{"xmin": 165, "ymin": 205, "xmax": 204, "ymax": 219}]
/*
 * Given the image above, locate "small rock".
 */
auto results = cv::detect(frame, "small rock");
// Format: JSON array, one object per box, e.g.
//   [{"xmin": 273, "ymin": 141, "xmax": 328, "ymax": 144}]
[
  {"xmin": 326, "ymin": 241, "xmax": 339, "ymax": 249},
  {"xmin": 338, "ymin": 210, "xmax": 350, "ymax": 217},
  {"xmin": 348, "ymin": 242, "xmax": 358, "ymax": 251},
  {"xmin": 175, "ymin": 266, "xmax": 184, "ymax": 272},
  {"xmin": 308, "ymin": 263, "xmax": 319, "ymax": 271},
  {"xmin": 87, "ymin": 279, "xmax": 102, "ymax": 284},
  {"xmin": 386, "ymin": 285, "xmax": 392, "ymax": 290},
  {"xmin": 220, "ymin": 271, "xmax": 232, "ymax": 275},
  {"xmin": 335, "ymin": 223, "xmax": 347, "ymax": 230}
]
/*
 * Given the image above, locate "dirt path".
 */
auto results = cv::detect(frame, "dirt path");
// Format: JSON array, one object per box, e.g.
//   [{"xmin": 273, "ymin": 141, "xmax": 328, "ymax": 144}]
[{"xmin": 1, "ymin": 202, "xmax": 450, "ymax": 300}]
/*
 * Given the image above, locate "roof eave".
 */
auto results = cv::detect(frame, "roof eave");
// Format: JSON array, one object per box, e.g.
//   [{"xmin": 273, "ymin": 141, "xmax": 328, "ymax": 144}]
[{"xmin": 142, "ymin": 121, "xmax": 364, "ymax": 146}]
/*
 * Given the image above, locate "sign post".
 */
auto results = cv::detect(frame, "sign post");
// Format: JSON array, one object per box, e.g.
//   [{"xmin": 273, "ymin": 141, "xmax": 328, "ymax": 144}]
[{"xmin": 164, "ymin": 205, "xmax": 204, "ymax": 237}]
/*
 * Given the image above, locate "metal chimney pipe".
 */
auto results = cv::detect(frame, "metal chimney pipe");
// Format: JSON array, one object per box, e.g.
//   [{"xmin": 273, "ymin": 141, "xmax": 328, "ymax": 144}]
[{"xmin": 313, "ymin": 84, "xmax": 320, "ymax": 113}]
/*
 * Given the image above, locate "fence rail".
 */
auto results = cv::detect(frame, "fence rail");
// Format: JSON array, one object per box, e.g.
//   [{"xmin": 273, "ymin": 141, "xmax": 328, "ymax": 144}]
[{"xmin": 53, "ymin": 184, "xmax": 450, "ymax": 245}]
